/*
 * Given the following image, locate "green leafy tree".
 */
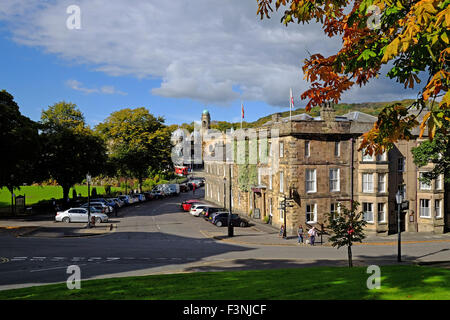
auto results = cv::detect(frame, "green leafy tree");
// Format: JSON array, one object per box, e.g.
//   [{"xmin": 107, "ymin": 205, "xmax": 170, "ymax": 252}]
[
  {"xmin": 0, "ymin": 90, "xmax": 41, "ymax": 212},
  {"xmin": 256, "ymin": 0, "xmax": 449, "ymax": 156},
  {"xmin": 326, "ymin": 201, "xmax": 367, "ymax": 267},
  {"xmin": 96, "ymin": 108, "xmax": 172, "ymax": 192},
  {"xmin": 412, "ymin": 112, "xmax": 450, "ymax": 183},
  {"xmin": 40, "ymin": 102, "xmax": 107, "ymax": 202}
]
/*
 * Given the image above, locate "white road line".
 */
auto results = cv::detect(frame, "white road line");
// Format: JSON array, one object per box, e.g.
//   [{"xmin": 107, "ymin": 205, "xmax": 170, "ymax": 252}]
[{"xmin": 30, "ymin": 264, "xmax": 87, "ymax": 273}]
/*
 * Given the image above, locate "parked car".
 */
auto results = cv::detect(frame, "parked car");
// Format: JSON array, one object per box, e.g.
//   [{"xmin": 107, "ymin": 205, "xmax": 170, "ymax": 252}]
[
  {"xmin": 212, "ymin": 213, "xmax": 249, "ymax": 227},
  {"xmin": 150, "ymin": 189, "xmax": 163, "ymax": 200},
  {"xmin": 179, "ymin": 183, "xmax": 189, "ymax": 192},
  {"xmin": 202, "ymin": 207, "xmax": 226, "ymax": 221},
  {"xmin": 118, "ymin": 195, "xmax": 131, "ymax": 205},
  {"xmin": 168, "ymin": 184, "xmax": 180, "ymax": 196},
  {"xmin": 190, "ymin": 204, "xmax": 212, "ymax": 217},
  {"xmin": 108, "ymin": 198, "xmax": 124, "ymax": 208},
  {"xmin": 131, "ymin": 194, "xmax": 145, "ymax": 202},
  {"xmin": 91, "ymin": 198, "xmax": 117, "ymax": 209},
  {"xmin": 81, "ymin": 202, "xmax": 112, "ymax": 214},
  {"xmin": 181, "ymin": 199, "xmax": 204, "ymax": 211},
  {"xmin": 143, "ymin": 192, "xmax": 153, "ymax": 201},
  {"xmin": 55, "ymin": 208, "xmax": 109, "ymax": 223}
]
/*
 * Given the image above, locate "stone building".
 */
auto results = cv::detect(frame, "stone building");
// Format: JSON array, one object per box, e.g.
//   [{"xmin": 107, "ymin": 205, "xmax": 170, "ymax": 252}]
[{"xmin": 202, "ymin": 105, "xmax": 449, "ymax": 235}]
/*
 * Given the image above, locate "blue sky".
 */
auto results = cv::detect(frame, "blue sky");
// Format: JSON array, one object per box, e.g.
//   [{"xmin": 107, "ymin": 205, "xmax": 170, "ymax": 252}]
[
  {"xmin": 0, "ymin": 27, "xmax": 272, "ymax": 127},
  {"xmin": 0, "ymin": 1, "xmax": 419, "ymax": 128}
]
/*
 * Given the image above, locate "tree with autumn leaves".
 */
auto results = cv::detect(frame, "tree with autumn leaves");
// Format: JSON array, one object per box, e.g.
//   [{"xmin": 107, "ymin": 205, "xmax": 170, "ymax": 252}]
[{"xmin": 256, "ymin": 0, "xmax": 449, "ymax": 177}]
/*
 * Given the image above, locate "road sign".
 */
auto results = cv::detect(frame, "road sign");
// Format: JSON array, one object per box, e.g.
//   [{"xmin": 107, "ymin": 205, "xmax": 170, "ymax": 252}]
[{"xmin": 401, "ymin": 200, "xmax": 409, "ymax": 210}]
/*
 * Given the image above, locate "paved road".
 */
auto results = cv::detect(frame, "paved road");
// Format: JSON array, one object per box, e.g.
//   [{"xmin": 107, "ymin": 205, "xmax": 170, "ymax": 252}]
[{"xmin": 0, "ymin": 188, "xmax": 449, "ymax": 291}]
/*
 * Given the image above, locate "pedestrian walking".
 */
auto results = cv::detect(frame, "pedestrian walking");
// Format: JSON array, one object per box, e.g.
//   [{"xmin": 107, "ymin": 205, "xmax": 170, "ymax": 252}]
[
  {"xmin": 308, "ymin": 226, "xmax": 318, "ymax": 246},
  {"xmin": 279, "ymin": 224, "xmax": 284, "ymax": 237},
  {"xmin": 193, "ymin": 183, "xmax": 196, "ymax": 195},
  {"xmin": 297, "ymin": 225, "xmax": 304, "ymax": 244}
]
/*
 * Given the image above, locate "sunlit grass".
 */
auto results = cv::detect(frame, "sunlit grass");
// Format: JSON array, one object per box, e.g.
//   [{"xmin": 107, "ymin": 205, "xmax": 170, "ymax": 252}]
[{"xmin": 0, "ymin": 265, "xmax": 448, "ymax": 300}]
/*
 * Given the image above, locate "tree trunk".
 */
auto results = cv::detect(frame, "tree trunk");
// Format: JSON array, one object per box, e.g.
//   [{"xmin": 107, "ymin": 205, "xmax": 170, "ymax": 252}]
[
  {"xmin": 138, "ymin": 176, "xmax": 143, "ymax": 193},
  {"xmin": 348, "ymin": 244, "xmax": 353, "ymax": 268},
  {"xmin": 8, "ymin": 187, "xmax": 14, "ymax": 215},
  {"xmin": 62, "ymin": 184, "xmax": 71, "ymax": 204}
]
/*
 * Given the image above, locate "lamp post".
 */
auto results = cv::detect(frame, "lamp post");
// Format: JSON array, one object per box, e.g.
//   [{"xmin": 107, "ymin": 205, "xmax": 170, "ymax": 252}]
[
  {"xmin": 395, "ymin": 190, "xmax": 403, "ymax": 262},
  {"xmin": 228, "ymin": 164, "xmax": 234, "ymax": 237},
  {"xmin": 87, "ymin": 174, "xmax": 92, "ymax": 228}
]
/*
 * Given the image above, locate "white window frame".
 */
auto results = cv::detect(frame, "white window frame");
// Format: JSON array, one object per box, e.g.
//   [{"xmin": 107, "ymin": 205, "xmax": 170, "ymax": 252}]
[
  {"xmin": 329, "ymin": 168, "xmax": 340, "ymax": 192},
  {"xmin": 279, "ymin": 142, "xmax": 284, "ymax": 158},
  {"xmin": 362, "ymin": 148, "xmax": 374, "ymax": 162},
  {"xmin": 362, "ymin": 173, "xmax": 374, "ymax": 193},
  {"xmin": 330, "ymin": 202, "xmax": 341, "ymax": 219},
  {"xmin": 334, "ymin": 141, "xmax": 340, "ymax": 157},
  {"xmin": 435, "ymin": 175, "xmax": 443, "ymax": 190},
  {"xmin": 269, "ymin": 170, "xmax": 273, "ymax": 190},
  {"xmin": 377, "ymin": 203, "xmax": 386, "ymax": 223},
  {"xmin": 419, "ymin": 199, "xmax": 430, "ymax": 218},
  {"xmin": 376, "ymin": 151, "xmax": 387, "ymax": 162},
  {"xmin": 419, "ymin": 172, "xmax": 431, "ymax": 191},
  {"xmin": 363, "ymin": 202, "xmax": 374, "ymax": 222},
  {"xmin": 435, "ymin": 199, "xmax": 442, "ymax": 218},
  {"xmin": 378, "ymin": 173, "xmax": 386, "ymax": 193},
  {"xmin": 306, "ymin": 203, "xmax": 317, "ymax": 223},
  {"xmin": 279, "ymin": 171, "xmax": 284, "ymax": 193},
  {"xmin": 398, "ymin": 157, "xmax": 405, "ymax": 172},
  {"xmin": 305, "ymin": 141, "xmax": 310, "ymax": 157},
  {"xmin": 305, "ymin": 169, "xmax": 317, "ymax": 193}
]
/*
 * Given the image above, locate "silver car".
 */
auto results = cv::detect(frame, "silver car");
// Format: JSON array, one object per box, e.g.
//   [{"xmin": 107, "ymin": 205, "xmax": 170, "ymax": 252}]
[
  {"xmin": 81, "ymin": 202, "xmax": 113, "ymax": 213},
  {"xmin": 55, "ymin": 208, "xmax": 109, "ymax": 223}
]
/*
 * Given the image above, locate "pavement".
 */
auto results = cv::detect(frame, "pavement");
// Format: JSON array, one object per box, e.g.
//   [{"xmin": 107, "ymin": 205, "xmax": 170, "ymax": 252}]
[
  {"xmin": 0, "ymin": 215, "xmax": 116, "ymax": 238},
  {"xmin": 199, "ymin": 200, "xmax": 450, "ymax": 248}
]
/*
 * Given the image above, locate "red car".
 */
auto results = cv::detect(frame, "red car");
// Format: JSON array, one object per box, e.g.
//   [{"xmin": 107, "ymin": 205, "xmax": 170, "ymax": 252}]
[{"xmin": 181, "ymin": 199, "xmax": 204, "ymax": 212}]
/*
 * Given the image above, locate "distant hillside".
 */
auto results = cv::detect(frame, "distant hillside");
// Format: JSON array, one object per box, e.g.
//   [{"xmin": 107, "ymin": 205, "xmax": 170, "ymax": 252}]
[{"xmin": 208, "ymin": 99, "xmax": 416, "ymax": 131}]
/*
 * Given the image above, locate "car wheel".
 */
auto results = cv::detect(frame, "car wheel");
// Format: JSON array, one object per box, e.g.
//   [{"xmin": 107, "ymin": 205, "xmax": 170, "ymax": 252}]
[
  {"xmin": 62, "ymin": 217, "xmax": 70, "ymax": 223},
  {"xmin": 95, "ymin": 217, "xmax": 101, "ymax": 224},
  {"xmin": 240, "ymin": 221, "xmax": 247, "ymax": 228},
  {"xmin": 216, "ymin": 221, "xmax": 223, "ymax": 227}
]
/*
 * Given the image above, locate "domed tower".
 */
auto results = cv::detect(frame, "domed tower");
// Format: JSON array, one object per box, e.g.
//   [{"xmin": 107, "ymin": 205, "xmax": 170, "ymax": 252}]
[{"xmin": 201, "ymin": 109, "xmax": 211, "ymax": 132}]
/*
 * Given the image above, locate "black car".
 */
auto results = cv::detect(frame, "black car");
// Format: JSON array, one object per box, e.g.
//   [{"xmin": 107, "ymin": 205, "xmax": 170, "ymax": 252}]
[
  {"xmin": 212, "ymin": 213, "xmax": 249, "ymax": 227},
  {"xmin": 202, "ymin": 207, "xmax": 226, "ymax": 220}
]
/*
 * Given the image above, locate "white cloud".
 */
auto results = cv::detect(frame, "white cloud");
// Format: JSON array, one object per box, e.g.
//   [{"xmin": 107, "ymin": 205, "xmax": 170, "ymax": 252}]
[
  {"xmin": 66, "ymin": 79, "xmax": 127, "ymax": 95},
  {"xmin": 1, "ymin": 0, "xmax": 419, "ymax": 107}
]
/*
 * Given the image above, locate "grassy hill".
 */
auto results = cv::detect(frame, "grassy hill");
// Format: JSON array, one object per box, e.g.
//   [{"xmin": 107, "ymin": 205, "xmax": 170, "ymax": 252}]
[{"xmin": 208, "ymin": 99, "xmax": 415, "ymax": 131}]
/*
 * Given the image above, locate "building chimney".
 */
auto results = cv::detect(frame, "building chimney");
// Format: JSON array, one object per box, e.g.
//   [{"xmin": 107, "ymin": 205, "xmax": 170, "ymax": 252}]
[
  {"xmin": 272, "ymin": 112, "xmax": 282, "ymax": 123},
  {"xmin": 320, "ymin": 101, "xmax": 336, "ymax": 122}
]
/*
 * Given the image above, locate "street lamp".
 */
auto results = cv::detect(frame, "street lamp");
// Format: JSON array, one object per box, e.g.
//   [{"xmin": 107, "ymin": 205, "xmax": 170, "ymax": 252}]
[
  {"xmin": 228, "ymin": 164, "xmax": 234, "ymax": 237},
  {"xmin": 395, "ymin": 190, "xmax": 403, "ymax": 262},
  {"xmin": 87, "ymin": 174, "xmax": 92, "ymax": 228}
]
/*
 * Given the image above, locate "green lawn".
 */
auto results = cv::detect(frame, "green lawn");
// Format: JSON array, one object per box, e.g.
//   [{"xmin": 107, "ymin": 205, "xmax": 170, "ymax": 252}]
[
  {"xmin": 0, "ymin": 265, "xmax": 448, "ymax": 300},
  {"xmin": 0, "ymin": 185, "xmax": 122, "ymax": 208}
]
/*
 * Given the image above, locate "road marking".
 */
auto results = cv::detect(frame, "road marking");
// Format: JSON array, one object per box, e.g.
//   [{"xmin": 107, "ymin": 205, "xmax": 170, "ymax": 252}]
[
  {"xmin": 30, "ymin": 264, "xmax": 87, "ymax": 273},
  {"xmin": 87, "ymin": 257, "xmax": 102, "ymax": 261}
]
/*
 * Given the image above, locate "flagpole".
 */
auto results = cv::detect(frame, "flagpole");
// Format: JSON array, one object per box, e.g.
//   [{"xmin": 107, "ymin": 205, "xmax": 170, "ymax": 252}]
[
  {"xmin": 241, "ymin": 100, "xmax": 243, "ymax": 129},
  {"xmin": 290, "ymin": 88, "xmax": 293, "ymax": 122}
]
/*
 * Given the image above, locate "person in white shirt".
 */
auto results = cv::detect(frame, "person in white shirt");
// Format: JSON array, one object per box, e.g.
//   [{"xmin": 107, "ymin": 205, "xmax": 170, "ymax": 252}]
[{"xmin": 308, "ymin": 227, "xmax": 318, "ymax": 246}]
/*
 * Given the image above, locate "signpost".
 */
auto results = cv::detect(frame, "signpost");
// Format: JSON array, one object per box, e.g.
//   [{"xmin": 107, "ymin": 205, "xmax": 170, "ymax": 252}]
[{"xmin": 278, "ymin": 194, "xmax": 294, "ymax": 238}]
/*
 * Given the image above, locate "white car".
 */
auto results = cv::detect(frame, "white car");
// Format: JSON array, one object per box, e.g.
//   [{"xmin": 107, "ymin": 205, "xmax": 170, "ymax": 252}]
[
  {"xmin": 55, "ymin": 208, "xmax": 109, "ymax": 223},
  {"xmin": 190, "ymin": 204, "xmax": 211, "ymax": 217}
]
